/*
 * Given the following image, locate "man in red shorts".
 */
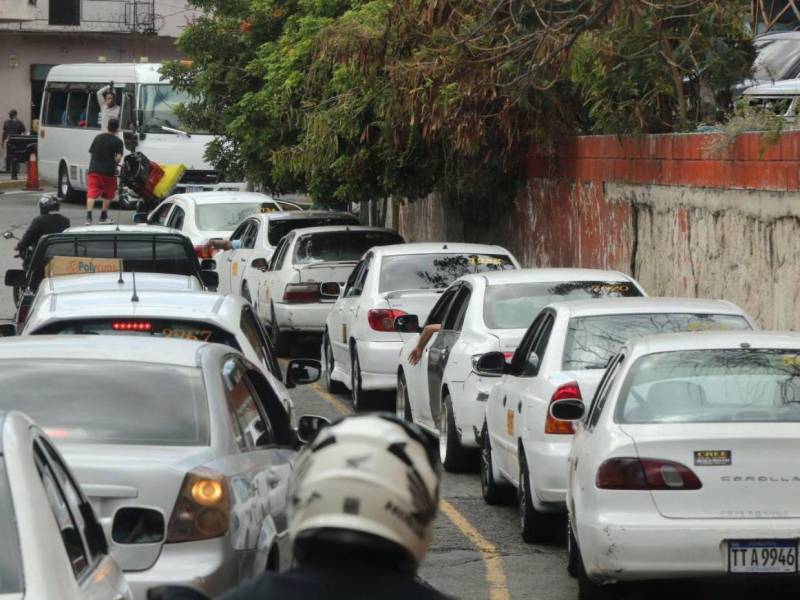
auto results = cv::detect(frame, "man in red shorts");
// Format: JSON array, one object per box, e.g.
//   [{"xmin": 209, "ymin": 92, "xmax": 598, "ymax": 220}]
[{"xmin": 86, "ymin": 117, "xmax": 123, "ymax": 224}]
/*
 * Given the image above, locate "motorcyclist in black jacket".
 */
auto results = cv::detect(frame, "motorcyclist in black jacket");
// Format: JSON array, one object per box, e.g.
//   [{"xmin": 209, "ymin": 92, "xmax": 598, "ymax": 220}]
[{"xmin": 16, "ymin": 194, "xmax": 70, "ymax": 257}]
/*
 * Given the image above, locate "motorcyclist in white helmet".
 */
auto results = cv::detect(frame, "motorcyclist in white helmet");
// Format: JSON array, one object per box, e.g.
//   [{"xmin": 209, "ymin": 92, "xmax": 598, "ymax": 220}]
[{"xmin": 218, "ymin": 413, "xmax": 452, "ymax": 600}]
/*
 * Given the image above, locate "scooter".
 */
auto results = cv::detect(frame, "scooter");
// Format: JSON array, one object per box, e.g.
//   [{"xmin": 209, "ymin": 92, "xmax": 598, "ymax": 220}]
[{"xmin": 3, "ymin": 230, "xmax": 29, "ymax": 307}]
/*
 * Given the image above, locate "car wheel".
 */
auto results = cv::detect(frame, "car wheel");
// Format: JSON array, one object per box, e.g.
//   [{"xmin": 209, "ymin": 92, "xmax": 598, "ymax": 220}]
[
  {"xmin": 396, "ymin": 371, "xmax": 413, "ymax": 422},
  {"xmin": 577, "ymin": 537, "xmax": 620, "ymax": 600},
  {"xmin": 58, "ymin": 163, "xmax": 82, "ymax": 203},
  {"xmin": 567, "ymin": 517, "xmax": 579, "ymax": 578},
  {"xmin": 480, "ymin": 422, "xmax": 513, "ymax": 505},
  {"xmin": 439, "ymin": 394, "xmax": 475, "ymax": 473},
  {"xmin": 350, "ymin": 347, "xmax": 373, "ymax": 412},
  {"xmin": 270, "ymin": 304, "xmax": 293, "ymax": 357},
  {"xmin": 519, "ymin": 452, "xmax": 558, "ymax": 543},
  {"xmin": 323, "ymin": 331, "xmax": 346, "ymax": 394}
]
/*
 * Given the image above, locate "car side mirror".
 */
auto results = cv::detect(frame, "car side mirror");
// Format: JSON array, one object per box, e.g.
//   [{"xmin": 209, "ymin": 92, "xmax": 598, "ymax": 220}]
[
  {"xmin": 0, "ymin": 324, "xmax": 15, "ymax": 337},
  {"xmin": 112, "ymin": 506, "xmax": 165, "ymax": 545},
  {"xmin": 320, "ymin": 281, "xmax": 341, "ymax": 298},
  {"xmin": 251, "ymin": 257, "xmax": 269, "ymax": 272},
  {"xmin": 4, "ymin": 269, "xmax": 25, "ymax": 287},
  {"xmin": 394, "ymin": 314, "xmax": 421, "ymax": 333},
  {"xmin": 200, "ymin": 270, "xmax": 218, "ymax": 289},
  {"xmin": 133, "ymin": 212, "xmax": 148, "ymax": 224},
  {"xmin": 296, "ymin": 414, "xmax": 331, "ymax": 444},
  {"xmin": 200, "ymin": 259, "xmax": 216, "ymax": 271},
  {"xmin": 472, "ymin": 351, "xmax": 507, "ymax": 377},
  {"xmin": 549, "ymin": 399, "xmax": 585, "ymax": 422},
  {"xmin": 285, "ymin": 359, "xmax": 321, "ymax": 388},
  {"xmin": 147, "ymin": 587, "xmax": 211, "ymax": 600}
]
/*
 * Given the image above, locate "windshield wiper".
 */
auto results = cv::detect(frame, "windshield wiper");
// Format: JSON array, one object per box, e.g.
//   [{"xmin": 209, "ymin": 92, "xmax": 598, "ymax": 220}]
[{"xmin": 158, "ymin": 124, "xmax": 191, "ymax": 138}]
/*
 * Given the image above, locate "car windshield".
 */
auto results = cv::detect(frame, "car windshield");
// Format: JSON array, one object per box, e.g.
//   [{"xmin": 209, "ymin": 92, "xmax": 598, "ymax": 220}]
[
  {"xmin": 618, "ymin": 349, "xmax": 800, "ymax": 424},
  {"xmin": 484, "ymin": 281, "xmax": 642, "ymax": 330},
  {"xmin": 0, "ymin": 360, "xmax": 209, "ymax": 446},
  {"xmin": 379, "ymin": 253, "xmax": 515, "ymax": 292},
  {"xmin": 195, "ymin": 203, "xmax": 271, "ymax": 231},
  {"xmin": 34, "ymin": 318, "xmax": 241, "ymax": 349},
  {"xmin": 267, "ymin": 216, "xmax": 359, "ymax": 246},
  {"xmin": 140, "ymin": 84, "xmax": 209, "ymax": 134},
  {"xmin": 293, "ymin": 231, "xmax": 404, "ymax": 265},
  {"xmin": 753, "ymin": 38, "xmax": 800, "ymax": 81},
  {"xmin": 563, "ymin": 313, "xmax": 752, "ymax": 371},
  {"xmin": 0, "ymin": 460, "xmax": 23, "ymax": 594}
]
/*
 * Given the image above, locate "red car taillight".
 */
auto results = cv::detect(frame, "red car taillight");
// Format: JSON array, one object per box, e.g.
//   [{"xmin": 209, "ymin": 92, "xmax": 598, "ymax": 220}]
[
  {"xmin": 596, "ymin": 458, "xmax": 702, "ymax": 491},
  {"xmin": 194, "ymin": 245, "xmax": 219, "ymax": 260},
  {"xmin": 544, "ymin": 383, "xmax": 580, "ymax": 435},
  {"xmin": 166, "ymin": 468, "xmax": 231, "ymax": 543},
  {"xmin": 283, "ymin": 283, "xmax": 320, "ymax": 303},
  {"xmin": 368, "ymin": 309, "xmax": 407, "ymax": 332},
  {"xmin": 503, "ymin": 352, "xmax": 514, "ymax": 361}
]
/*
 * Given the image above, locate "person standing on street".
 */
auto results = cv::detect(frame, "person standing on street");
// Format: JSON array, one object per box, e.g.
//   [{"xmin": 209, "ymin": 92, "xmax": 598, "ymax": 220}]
[
  {"xmin": 2, "ymin": 109, "xmax": 27, "ymax": 179},
  {"xmin": 16, "ymin": 194, "xmax": 70, "ymax": 255},
  {"xmin": 86, "ymin": 117, "xmax": 124, "ymax": 224},
  {"xmin": 96, "ymin": 84, "xmax": 121, "ymax": 132}
]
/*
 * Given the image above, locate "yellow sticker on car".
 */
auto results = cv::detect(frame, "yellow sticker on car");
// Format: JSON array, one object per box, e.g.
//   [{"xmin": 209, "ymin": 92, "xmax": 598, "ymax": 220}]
[
  {"xmin": 232, "ymin": 262, "xmax": 238, "ymax": 276},
  {"xmin": 506, "ymin": 409, "xmax": 514, "ymax": 436}
]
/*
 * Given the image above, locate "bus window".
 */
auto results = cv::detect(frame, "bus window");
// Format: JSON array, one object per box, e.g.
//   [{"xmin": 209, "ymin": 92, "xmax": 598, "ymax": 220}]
[
  {"xmin": 66, "ymin": 90, "xmax": 89, "ymax": 128},
  {"xmin": 45, "ymin": 89, "xmax": 68, "ymax": 127},
  {"xmin": 87, "ymin": 92, "xmax": 101, "ymax": 129}
]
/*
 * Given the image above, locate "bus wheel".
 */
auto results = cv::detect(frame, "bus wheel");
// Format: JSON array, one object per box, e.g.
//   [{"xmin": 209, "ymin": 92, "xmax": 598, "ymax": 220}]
[{"xmin": 58, "ymin": 163, "xmax": 83, "ymax": 203}]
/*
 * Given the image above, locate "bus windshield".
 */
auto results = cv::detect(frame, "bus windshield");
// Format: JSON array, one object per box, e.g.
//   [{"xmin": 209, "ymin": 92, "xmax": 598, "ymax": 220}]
[{"xmin": 140, "ymin": 85, "xmax": 208, "ymax": 134}]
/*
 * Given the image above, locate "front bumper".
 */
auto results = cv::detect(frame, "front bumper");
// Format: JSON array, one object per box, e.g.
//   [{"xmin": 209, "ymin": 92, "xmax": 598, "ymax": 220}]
[
  {"xmin": 273, "ymin": 301, "xmax": 335, "ymax": 333},
  {"xmin": 452, "ymin": 373, "xmax": 493, "ymax": 448},
  {"xmin": 357, "ymin": 339, "xmax": 403, "ymax": 391},
  {"xmin": 126, "ymin": 536, "xmax": 240, "ymax": 600},
  {"xmin": 578, "ymin": 513, "xmax": 800, "ymax": 583}
]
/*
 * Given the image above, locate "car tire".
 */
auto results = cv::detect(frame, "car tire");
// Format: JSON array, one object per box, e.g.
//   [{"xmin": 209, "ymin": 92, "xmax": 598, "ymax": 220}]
[
  {"xmin": 350, "ymin": 347, "xmax": 373, "ymax": 412},
  {"xmin": 58, "ymin": 162, "xmax": 82, "ymax": 203},
  {"xmin": 396, "ymin": 371, "xmax": 413, "ymax": 422},
  {"xmin": 270, "ymin": 304, "xmax": 293, "ymax": 357},
  {"xmin": 439, "ymin": 395, "xmax": 475, "ymax": 473},
  {"xmin": 567, "ymin": 517, "xmax": 579, "ymax": 578},
  {"xmin": 480, "ymin": 422, "xmax": 514, "ymax": 505},
  {"xmin": 577, "ymin": 537, "xmax": 620, "ymax": 600},
  {"xmin": 519, "ymin": 451, "xmax": 558, "ymax": 543},
  {"xmin": 323, "ymin": 331, "xmax": 346, "ymax": 394}
]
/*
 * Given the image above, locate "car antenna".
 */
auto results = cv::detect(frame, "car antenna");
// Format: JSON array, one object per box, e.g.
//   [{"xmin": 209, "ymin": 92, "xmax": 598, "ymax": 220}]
[
  {"xmin": 117, "ymin": 260, "xmax": 124, "ymax": 285},
  {"xmin": 131, "ymin": 271, "xmax": 139, "ymax": 303}
]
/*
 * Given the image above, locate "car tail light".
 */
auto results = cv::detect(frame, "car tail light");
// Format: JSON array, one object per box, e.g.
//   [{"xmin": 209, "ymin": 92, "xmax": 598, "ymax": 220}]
[
  {"xmin": 545, "ymin": 383, "xmax": 580, "ymax": 434},
  {"xmin": 596, "ymin": 458, "xmax": 702, "ymax": 490},
  {"xmin": 111, "ymin": 321, "xmax": 153, "ymax": 332},
  {"xmin": 283, "ymin": 283, "xmax": 320, "ymax": 303},
  {"xmin": 194, "ymin": 245, "xmax": 219, "ymax": 260},
  {"xmin": 166, "ymin": 468, "xmax": 231, "ymax": 543},
  {"xmin": 503, "ymin": 352, "xmax": 514, "ymax": 361},
  {"xmin": 368, "ymin": 309, "xmax": 407, "ymax": 332}
]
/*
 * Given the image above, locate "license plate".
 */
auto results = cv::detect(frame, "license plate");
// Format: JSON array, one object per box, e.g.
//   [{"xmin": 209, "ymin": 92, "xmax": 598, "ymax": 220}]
[{"xmin": 728, "ymin": 540, "xmax": 798, "ymax": 573}]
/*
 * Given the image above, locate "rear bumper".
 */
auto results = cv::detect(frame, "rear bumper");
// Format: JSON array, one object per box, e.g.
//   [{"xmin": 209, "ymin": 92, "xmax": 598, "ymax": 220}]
[
  {"xmin": 522, "ymin": 438, "xmax": 571, "ymax": 507},
  {"xmin": 273, "ymin": 301, "xmax": 335, "ymax": 332},
  {"xmin": 578, "ymin": 514, "xmax": 800, "ymax": 583},
  {"xmin": 357, "ymin": 339, "xmax": 403, "ymax": 391},
  {"xmin": 125, "ymin": 536, "xmax": 240, "ymax": 600}
]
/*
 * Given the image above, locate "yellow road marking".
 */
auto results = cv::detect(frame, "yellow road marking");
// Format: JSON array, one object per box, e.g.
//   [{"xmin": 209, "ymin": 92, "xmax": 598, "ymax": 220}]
[
  {"xmin": 439, "ymin": 499, "xmax": 511, "ymax": 600},
  {"xmin": 309, "ymin": 379, "xmax": 511, "ymax": 600}
]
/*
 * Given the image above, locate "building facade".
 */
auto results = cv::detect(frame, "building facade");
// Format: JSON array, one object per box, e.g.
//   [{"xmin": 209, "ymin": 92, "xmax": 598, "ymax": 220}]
[{"xmin": 0, "ymin": 0, "xmax": 200, "ymax": 127}]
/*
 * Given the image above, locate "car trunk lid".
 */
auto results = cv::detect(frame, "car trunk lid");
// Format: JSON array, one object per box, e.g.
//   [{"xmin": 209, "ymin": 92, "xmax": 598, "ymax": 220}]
[{"xmin": 294, "ymin": 261, "xmax": 358, "ymax": 301}]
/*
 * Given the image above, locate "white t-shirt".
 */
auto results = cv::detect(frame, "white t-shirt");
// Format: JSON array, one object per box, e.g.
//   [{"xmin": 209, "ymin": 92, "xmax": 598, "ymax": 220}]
[{"xmin": 97, "ymin": 86, "xmax": 122, "ymax": 132}]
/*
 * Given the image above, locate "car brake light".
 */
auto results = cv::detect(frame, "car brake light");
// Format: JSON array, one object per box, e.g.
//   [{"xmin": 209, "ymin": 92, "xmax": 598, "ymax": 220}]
[
  {"xmin": 545, "ymin": 383, "xmax": 580, "ymax": 434},
  {"xmin": 596, "ymin": 458, "xmax": 702, "ymax": 490},
  {"xmin": 194, "ymin": 245, "xmax": 219, "ymax": 260},
  {"xmin": 283, "ymin": 283, "xmax": 320, "ymax": 303},
  {"xmin": 368, "ymin": 309, "xmax": 407, "ymax": 332},
  {"xmin": 111, "ymin": 321, "xmax": 153, "ymax": 332},
  {"xmin": 166, "ymin": 468, "xmax": 230, "ymax": 543},
  {"xmin": 503, "ymin": 352, "xmax": 514, "ymax": 361}
]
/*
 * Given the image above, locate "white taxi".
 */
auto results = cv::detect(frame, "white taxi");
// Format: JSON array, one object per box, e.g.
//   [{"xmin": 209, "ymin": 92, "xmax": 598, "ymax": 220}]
[
  {"xmin": 322, "ymin": 243, "xmax": 519, "ymax": 411},
  {"xmin": 396, "ymin": 269, "xmax": 646, "ymax": 471},
  {"xmin": 557, "ymin": 332, "xmax": 800, "ymax": 598},
  {"xmin": 262, "ymin": 225, "xmax": 404, "ymax": 355},
  {"xmin": 477, "ymin": 298, "xmax": 756, "ymax": 544}
]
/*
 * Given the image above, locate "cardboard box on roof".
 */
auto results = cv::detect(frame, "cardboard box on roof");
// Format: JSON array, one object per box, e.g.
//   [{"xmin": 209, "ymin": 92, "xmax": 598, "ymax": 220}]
[{"xmin": 46, "ymin": 256, "xmax": 123, "ymax": 278}]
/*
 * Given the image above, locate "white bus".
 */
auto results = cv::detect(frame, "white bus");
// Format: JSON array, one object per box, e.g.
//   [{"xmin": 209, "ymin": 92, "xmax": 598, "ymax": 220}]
[{"xmin": 38, "ymin": 63, "xmax": 244, "ymax": 206}]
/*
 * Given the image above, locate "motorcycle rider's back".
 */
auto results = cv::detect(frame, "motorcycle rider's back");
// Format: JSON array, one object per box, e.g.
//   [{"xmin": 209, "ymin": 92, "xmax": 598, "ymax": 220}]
[{"xmin": 17, "ymin": 212, "xmax": 70, "ymax": 255}]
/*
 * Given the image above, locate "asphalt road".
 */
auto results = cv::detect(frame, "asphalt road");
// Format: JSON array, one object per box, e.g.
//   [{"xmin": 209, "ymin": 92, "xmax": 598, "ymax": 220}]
[{"xmin": 3, "ymin": 188, "xmax": 800, "ymax": 599}]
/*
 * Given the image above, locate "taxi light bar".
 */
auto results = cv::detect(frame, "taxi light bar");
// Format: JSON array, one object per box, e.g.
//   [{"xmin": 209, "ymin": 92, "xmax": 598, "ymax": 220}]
[
  {"xmin": 112, "ymin": 321, "xmax": 153, "ymax": 332},
  {"xmin": 283, "ymin": 283, "xmax": 320, "ymax": 303},
  {"xmin": 368, "ymin": 309, "xmax": 408, "ymax": 332},
  {"xmin": 166, "ymin": 468, "xmax": 230, "ymax": 543},
  {"xmin": 545, "ymin": 383, "xmax": 580, "ymax": 434},
  {"xmin": 596, "ymin": 458, "xmax": 702, "ymax": 491}
]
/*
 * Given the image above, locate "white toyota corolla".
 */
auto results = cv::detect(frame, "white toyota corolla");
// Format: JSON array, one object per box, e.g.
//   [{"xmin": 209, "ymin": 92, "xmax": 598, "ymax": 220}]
[
  {"xmin": 556, "ymin": 331, "xmax": 800, "ymax": 599},
  {"xmin": 396, "ymin": 268, "xmax": 646, "ymax": 472}
]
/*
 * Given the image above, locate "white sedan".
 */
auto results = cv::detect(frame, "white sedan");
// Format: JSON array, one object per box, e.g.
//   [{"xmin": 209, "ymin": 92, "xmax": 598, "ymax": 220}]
[
  {"xmin": 478, "ymin": 297, "xmax": 756, "ymax": 544},
  {"xmin": 396, "ymin": 269, "xmax": 646, "ymax": 471},
  {"xmin": 262, "ymin": 225, "xmax": 404, "ymax": 355},
  {"xmin": 322, "ymin": 243, "xmax": 519, "ymax": 411},
  {"xmin": 0, "ymin": 410, "xmax": 132, "ymax": 599},
  {"xmin": 557, "ymin": 331, "xmax": 800, "ymax": 598}
]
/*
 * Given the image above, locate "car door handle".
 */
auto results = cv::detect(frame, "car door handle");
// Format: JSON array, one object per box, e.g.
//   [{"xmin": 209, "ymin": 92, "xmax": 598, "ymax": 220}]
[{"xmin": 240, "ymin": 257, "xmax": 246, "ymax": 262}]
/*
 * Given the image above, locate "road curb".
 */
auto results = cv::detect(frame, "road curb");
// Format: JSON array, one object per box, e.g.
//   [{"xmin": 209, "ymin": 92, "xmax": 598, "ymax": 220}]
[{"xmin": 0, "ymin": 179, "xmax": 25, "ymax": 191}]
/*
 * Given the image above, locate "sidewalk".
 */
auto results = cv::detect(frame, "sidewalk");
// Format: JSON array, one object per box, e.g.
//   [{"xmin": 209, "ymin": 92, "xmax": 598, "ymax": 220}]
[{"xmin": 0, "ymin": 167, "xmax": 28, "ymax": 191}]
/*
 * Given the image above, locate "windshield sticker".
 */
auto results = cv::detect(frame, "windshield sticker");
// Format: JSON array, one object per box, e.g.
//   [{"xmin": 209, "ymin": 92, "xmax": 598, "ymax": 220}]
[
  {"xmin": 46, "ymin": 256, "xmax": 123, "ymax": 278},
  {"xmin": 162, "ymin": 328, "xmax": 213, "ymax": 342},
  {"xmin": 781, "ymin": 355, "xmax": 800, "ymax": 368},
  {"xmin": 590, "ymin": 284, "xmax": 630, "ymax": 294},
  {"xmin": 468, "ymin": 255, "xmax": 505, "ymax": 266},
  {"xmin": 260, "ymin": 204, "xmax": 278, "ymax": 213},
  {"xmin": 687, "ymin": 320, "xmax": 735, "ymax": 332},
  {"xmin": 694, "ymin": 450, "xmax": 732, "ymax": 466}
]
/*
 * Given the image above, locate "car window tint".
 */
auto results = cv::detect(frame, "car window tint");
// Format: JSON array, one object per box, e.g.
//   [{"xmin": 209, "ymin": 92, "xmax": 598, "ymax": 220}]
[
  {"xmin": 230, "ymin": 222, "xmax": 249, "ymax": 242},
  {"xmin": 586, "ymin": 354, "xmax": 623, "ymax": 429},
  {"xmin": 274, "ymin": 235, "xmax": 292, "ymax": 270},
  {"xmin": 530, "ymin": 315, "xmax": 554, "ymax": 365},
  {"xmin": 223, "ymin": 360, "xmax": 274, "ymax": 450},
  {"xmin": 0, "ymin": 460, "xmax": 22, "ymax": 593},
  {"xmin": 353, "ymin": 255, "xmax": 372, "ymax": 295},
  {"xmin": 267, "ymin": 216, "xmax": 360, "ymax": 246},
  {"xmin": 343, "ymin": 259, "xmax": 366, "ymax": 297},
  {"xmin": 240, "ymin": 306, "xmax": 282, "ymax": 378},
  {"xmin": 378, "ymin": 253, "xmax": 515, "ymax": 292},
  {"xmin": 426, "ymin": 287, "xmax": 459, "ymax": 326},
  {"xmin": 241, "ymin": 222, "xmax": 259, "ymax": 250},
  {"xmin": 168, "ymin": 206, "xmax": 186, "ymax": 230},
  {"xmin": 510, "ymin": 314, "xmax": 545, "ymax": 375},
  {"xmin": 152, "ymin": 203, "xmax": 172, "ymax": 226},
  {"xmin": 269, "ymin": 238, "xmax": 288, "ymax": 271},
  {"xmin": 195, "ymin": 203, "xmax": 263, "ymax": 231},
  {"xmin": 293, "ymin": 231, "xmax": 404, "ymax": 265},
  {"xmin": 443, "ymin": 286, "xmax": 471, "ymax": 331}
]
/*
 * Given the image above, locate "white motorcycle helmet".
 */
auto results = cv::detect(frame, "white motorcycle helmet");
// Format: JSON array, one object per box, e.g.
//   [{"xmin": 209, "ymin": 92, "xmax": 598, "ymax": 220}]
[{"xmin": 289, "ymin": 413, "xmax": 440, "ymax": 569}]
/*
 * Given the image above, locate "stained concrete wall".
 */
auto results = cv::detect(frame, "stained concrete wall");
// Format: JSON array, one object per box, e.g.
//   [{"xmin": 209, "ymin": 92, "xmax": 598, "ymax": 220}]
[{"xmin": 397, "ymin": 131, "xmax": 800, "ymax": 330}]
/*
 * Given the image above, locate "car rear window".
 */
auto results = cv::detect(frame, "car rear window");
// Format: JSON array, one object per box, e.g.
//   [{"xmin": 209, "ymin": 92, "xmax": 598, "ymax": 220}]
[
  {"xmin": 563, "ymin": 313, "xmax": 752, "ymax": 371},
  {"xmin": 293, "ymin": 231, "xmax": 404, "ymax": 265},
  {"xmin": 0, "ymin": 360, "xmax": 209, "ymax": 446},
  {"xmin": 33, "ymin": 318, "xmax": 242, "ymax": 349},
  {"xmin": 618, "ymin": 348, "xmax": 800, "ymax": 424},
  {"xmin": 195, "ymin": 202, "xmax": 266, "ymax": 231},
  {"xmin": 483, "ymin": 280, "xmax": 642, "ymax": 330},
  {"xmin": 267, "ymin": 216, "xmax": 360, "ymax": 246},
  {"xmin": 0, "ymin": 460, "xmax": 23, "ymax": 594},
  {"xmin": 379, "ymin": 253, "xmax": 515, "ymax": 292}
]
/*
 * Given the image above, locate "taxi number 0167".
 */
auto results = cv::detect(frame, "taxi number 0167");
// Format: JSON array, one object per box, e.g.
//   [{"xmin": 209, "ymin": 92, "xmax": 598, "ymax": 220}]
[{"xmin": 728, "ymin": 540, "xmax": 798, "ymax": 573}]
